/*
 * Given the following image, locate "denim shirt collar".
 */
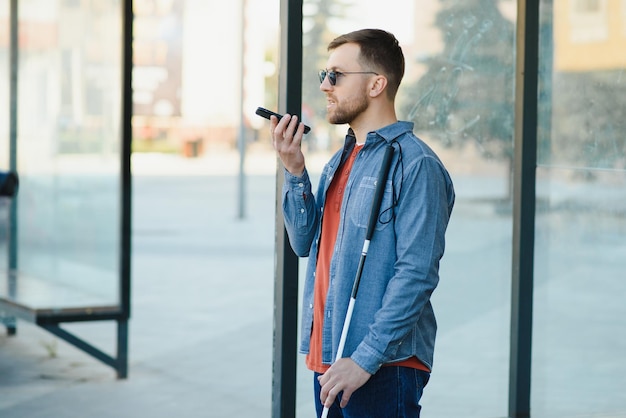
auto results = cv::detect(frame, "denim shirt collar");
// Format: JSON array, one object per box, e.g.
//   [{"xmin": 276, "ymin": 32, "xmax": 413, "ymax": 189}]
[
  {"xmin": 343, "ymin": 121, "xmax": 415, "ymax": 152},
  {"xmin": 370, "ymin": 120, "xmax": 415, "ymax": 143}
]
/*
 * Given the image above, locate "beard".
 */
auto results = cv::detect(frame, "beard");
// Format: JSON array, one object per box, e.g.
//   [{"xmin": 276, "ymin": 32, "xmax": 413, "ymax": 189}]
[{"xmin": 327, "ymin": 93, "xmax": 369, "ymax": 125}]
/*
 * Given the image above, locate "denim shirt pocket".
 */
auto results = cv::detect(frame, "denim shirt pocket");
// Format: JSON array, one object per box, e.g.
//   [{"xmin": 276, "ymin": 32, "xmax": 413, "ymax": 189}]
[{"xmin": 349, "ymin": 176, "xmax": 394, "ymax": 231}]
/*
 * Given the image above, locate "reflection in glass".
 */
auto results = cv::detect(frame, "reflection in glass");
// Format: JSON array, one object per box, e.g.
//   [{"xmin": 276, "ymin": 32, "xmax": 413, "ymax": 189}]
[
  {"xmin": 533, "ymin": 0, "xmax": 626, "ymax": 415},
  {"xmin": 0, "ymin": 0, "xmax": 122, "ymax": 309},
  {"xmin": 1, "ymin": 0, "xmax": 9, "ymax": 274},
  {"xmin": 298, "ymin": 1, "xmax": 514, "ymax": 416},
  {"xmin": 0, "ymin": 0, "xmax": 8, "ymax": 169}
]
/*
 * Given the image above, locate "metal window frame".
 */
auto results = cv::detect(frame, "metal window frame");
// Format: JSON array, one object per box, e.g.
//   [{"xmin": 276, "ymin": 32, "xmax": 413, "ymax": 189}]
[
  {"xmin": 272, "ymin": 2, "xmax": 303, "ymax": 416},
  {"xmin": 1, "ymin": 0, "xmax": 133, "ymax": 380},
  {"xmin": 509, "ymin": 0, "xmax": 539, "ymax": 417},
  {"xmin": 272, "ymin": 1, "xmax": 543, "ymax": 417}
]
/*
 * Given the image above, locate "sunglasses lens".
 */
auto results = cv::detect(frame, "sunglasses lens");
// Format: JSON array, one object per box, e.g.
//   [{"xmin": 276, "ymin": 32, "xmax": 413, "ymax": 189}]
[
  {"xmin": 319, "ymin": 70, "xmax": 337, "ymax": 85},
  {"xmin": 319, "ymin": 70, "xmax": 326, "ymax": 84}
]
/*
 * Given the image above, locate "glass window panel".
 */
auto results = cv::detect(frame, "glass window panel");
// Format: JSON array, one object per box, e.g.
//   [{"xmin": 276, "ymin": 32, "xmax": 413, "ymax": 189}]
[
  {"xmin": 1, "ymin": 0, "xmax": 123, "ymax": 309},
  {"xmin": 0, "ymin": 0, "xmax": 7, "ymax": 168},
  {"xmin": 623, "ymin": 0, "xmax": 626, "ymax": 37},
  {"xmin": 297, "ymin": 1, "xmax": 515, "ymax": 416},
  {"xmin": 0, "ymin": 0, "xmax": 8, "ymax": 278},
  {"xmin": 534, "ymin": 0, "xmax": 626, "ymax": 415},
  {"xmin": 569, "ymin": 0, "xmax": 608, "ymax": 43}
]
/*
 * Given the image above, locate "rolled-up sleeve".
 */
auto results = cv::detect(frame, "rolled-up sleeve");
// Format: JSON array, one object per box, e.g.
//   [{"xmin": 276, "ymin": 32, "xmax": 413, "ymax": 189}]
[{"xmin": 282, "ymin": 168, "xmax": 319, "ymax": 257}]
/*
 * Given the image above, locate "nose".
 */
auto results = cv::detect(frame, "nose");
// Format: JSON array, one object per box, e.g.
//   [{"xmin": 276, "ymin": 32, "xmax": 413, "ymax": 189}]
[{"xmin": 320, "ymin": 75, "xmax": 332, "ymax": 92}]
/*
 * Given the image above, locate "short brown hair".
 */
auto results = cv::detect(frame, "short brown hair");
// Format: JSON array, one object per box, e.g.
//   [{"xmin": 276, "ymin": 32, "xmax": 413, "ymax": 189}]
[{"xmin": 328, "ymin": 28, "xmax": 405, "ymax": 100}]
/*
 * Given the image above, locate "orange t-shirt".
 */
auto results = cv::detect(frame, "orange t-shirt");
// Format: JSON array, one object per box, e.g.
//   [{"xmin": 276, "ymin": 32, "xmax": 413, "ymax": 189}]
[{"xmin": 306, "ymin": 144, "xmax": 429, "ymax": 374}]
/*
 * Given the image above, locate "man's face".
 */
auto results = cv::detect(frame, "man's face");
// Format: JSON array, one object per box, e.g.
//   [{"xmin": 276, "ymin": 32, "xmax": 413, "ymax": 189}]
[{"xmin": 320, "ymin": 43, "xmax": 373, "ymax": 125}]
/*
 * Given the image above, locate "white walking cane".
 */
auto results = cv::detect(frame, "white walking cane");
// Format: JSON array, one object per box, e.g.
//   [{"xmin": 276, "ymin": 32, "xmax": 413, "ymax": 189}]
[{"xmin": 321, "ymin": 143, "xmax": 395, "ymax": 418}]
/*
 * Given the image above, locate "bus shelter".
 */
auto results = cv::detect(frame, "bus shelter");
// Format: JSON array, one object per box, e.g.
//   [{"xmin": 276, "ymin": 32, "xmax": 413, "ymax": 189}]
[{"xmin": 0, "ymin": 0, "xmax": 132, "ymax": 378}]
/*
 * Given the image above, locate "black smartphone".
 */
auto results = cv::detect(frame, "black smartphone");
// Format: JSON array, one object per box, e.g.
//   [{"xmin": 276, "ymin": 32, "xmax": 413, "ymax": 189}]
[{"xmin": 255, "ymin": 107, "xmax": 311, "ymax": 134}]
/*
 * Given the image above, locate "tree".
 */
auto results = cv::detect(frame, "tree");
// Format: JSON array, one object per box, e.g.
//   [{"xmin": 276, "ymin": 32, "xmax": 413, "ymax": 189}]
[
  {"xmin": 550, "ymin": 70, "xmax": 626, "ymax": 175},
  {"xmin": 401, "ymin": 0, "xmax": 516, "ymax": 188},
  {"xmin": 301, "ymin": 0, "xmax": 352, "ymax": 151}
]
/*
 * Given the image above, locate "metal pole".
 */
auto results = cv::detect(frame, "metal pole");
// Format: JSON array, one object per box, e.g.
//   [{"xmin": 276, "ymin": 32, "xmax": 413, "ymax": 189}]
[
  {"xmin": 272, "ymin": 1, "xmax": 303, "ymax": 416},
  {"xmin": 4, "ymin": 0, "xmax": 19, "ymax": 335},
  {"xmin": 237, "ymin": 0, "xmax": 247, "ymax": 220},
  {"xmin": 8, "ymin": 0, "xmax": 18, "ymax": 274},
  {"xmin": 117, "ymin": 0, "xmax": 134, "ymax": 378},
  {"xmin": 509, "ymin": 0, "xmax": 539, "ymax": 416}
]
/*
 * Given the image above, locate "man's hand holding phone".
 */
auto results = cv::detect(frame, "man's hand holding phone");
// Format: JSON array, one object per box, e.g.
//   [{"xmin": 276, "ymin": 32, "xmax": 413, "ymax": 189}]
[{"xmin": 258, "ymin": 107, "xmax": 307, "ymax": 177}]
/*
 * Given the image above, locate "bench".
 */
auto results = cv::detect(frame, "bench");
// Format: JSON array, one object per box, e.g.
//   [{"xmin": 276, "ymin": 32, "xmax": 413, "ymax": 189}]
[{"xmin": 0, "ymin": 172, "xmax": 129, "ymax": 378}]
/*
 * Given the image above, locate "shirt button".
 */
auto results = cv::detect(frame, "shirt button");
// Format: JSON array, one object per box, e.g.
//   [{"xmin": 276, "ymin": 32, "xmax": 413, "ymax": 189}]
[
  {"xmin": 300, "ymin": 208, "xmax": 305, "ymax": 213},
  {"xmin": 298, "ymin": 182, "xmax": 304, "ymax": 187},
  {"xmin": 309, "ymin": 304, "xmax": 313, "ymax": 309}
]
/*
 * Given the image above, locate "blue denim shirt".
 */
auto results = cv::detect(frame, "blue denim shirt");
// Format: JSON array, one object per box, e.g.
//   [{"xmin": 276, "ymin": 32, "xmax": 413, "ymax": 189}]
[{"xmin": 282, "ymin": 121, "xmax": 455, "ymax": 375}]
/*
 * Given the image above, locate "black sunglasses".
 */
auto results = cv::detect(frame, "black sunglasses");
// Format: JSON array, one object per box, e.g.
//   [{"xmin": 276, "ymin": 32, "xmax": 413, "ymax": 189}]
[{"xmin": 318, "ymin": 69, "xmax": 378, "ymax": 86}]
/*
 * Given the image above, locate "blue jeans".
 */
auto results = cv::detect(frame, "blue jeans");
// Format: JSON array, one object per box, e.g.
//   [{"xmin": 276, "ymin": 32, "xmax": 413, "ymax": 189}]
[{"xmin": 313, "ymin": 367, "xmax": 430, "ymax": 418}]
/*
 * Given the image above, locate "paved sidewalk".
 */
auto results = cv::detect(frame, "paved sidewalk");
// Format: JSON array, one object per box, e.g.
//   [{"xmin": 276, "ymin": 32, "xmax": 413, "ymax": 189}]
[
  {"xmin": 1, "ymin": 148, "xmax": 625, "ymax": 418},
  {"xmin": 0, "ymin": 149, "xmax": 315, "ymax": 417}
]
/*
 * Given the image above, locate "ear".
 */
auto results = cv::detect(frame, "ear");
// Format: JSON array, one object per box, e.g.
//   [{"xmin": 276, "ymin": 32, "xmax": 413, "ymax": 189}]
[{"xmin": 369, "ymin": 75, "xmax": 388, "ymax": 98}]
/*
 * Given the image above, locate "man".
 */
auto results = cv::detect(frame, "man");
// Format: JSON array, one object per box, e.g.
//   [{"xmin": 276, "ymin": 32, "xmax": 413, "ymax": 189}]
[{"xmin": 270, "ymin": 28, "xmax": 455, "ymax": 417}]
